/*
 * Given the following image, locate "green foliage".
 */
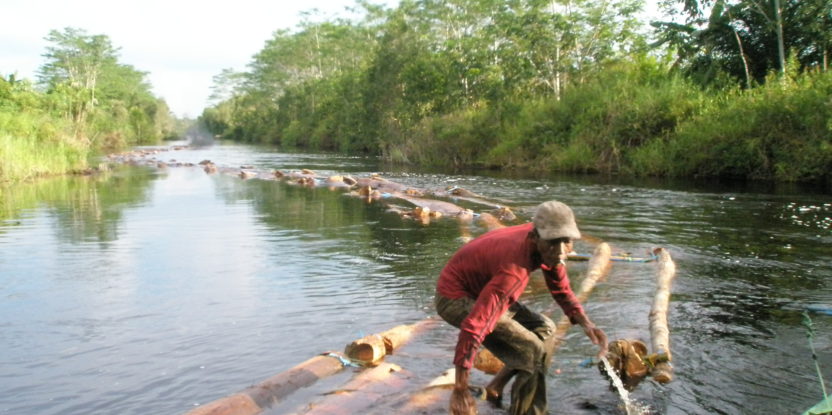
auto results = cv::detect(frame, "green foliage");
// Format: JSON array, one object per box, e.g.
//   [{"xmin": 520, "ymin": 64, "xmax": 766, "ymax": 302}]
[
  {"xmin": 654, "ymin": 0, "xmax": 831, "ymax": 85},
  {"xmin": 0, "ymin": 110, "xmax": 89, "ymax": 182},
  {"xmin": 201, "ymin": 0, "xmax": 831, "ymax": 183},
  {"xmin": 1, "ymin": 27, "xmax": 181, "ymax": 182},
  {"xmin": 667, "ymin": 71, "xmax": 832, "ymax": 181}
]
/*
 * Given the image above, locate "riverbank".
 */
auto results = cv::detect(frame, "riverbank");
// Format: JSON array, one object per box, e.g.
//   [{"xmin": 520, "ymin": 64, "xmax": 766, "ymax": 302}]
[
  {"xmin": 394, "ymin": 67, "xmax": 832, "ymax": 183},
  {"xmin": 204, "ymin": 64, "xmax": 832, "ymax": 184},
  {"xmin": 0, "ymin": 111, "xmax": 90, "ymax": 183}
]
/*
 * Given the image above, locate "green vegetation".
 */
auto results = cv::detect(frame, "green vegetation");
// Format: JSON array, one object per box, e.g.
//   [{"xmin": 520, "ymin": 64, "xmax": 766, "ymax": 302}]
[
  {"xmin": 202, "ymin": 0, "xmax": 831, "ymax": 183},
  {"xmin": 1, "ymin": 28, "xmax": 178, "ymax": 182}
]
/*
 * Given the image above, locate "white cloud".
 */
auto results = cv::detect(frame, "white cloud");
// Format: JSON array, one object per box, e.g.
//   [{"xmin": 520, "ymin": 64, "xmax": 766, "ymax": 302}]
[{"xmin": 0, "ymin": 0, "xmax": 398, "ymax": 118}]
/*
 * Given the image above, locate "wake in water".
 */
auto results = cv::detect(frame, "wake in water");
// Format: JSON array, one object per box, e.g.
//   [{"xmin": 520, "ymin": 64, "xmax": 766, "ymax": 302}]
[{"xmin": 599, "ymin": 356, "xmax": 653, "ymax": 415}]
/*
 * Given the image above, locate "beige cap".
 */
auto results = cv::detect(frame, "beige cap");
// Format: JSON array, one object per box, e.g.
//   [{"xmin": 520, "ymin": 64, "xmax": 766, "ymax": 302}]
[{"xmin": 533, "ymin": 201, "xmax": 581, "ymax": 240}]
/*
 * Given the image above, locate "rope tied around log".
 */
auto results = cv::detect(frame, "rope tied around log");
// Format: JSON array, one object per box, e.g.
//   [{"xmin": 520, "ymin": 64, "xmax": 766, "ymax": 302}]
[{"xmin": 324, "ymin": 352, "xmax": 362, "ymax": 368}]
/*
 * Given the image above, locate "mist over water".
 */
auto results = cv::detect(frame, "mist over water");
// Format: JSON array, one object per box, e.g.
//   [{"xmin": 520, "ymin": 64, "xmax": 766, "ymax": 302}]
[{"xmin": 0, "ymin": 142, "xmax": 830, "ymax": 414}]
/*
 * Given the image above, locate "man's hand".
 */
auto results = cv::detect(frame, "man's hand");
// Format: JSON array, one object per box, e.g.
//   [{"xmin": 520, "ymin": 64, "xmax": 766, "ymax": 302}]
[
  {"xmin": 574, "ymin": 313, "xmax": 609, "ymax": 359},
  {"xmin": 584, "ymin": 325, "xmax": 609, "ymax": 359},
  {"xmin": 450, "ymin": 387, "xmax": 477, "ymax": 415},
  {"xmin": 450, "ymin": 366, "xmax": 477, "ymax": 415}
]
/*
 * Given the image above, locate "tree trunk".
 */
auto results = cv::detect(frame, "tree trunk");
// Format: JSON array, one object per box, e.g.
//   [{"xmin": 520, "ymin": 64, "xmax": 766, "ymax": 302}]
[
  {"xmin": 774, "ymin": 0, "xmax": 786, "ymax": 74},
  {"xmin": 728, "ymin": 10, "xmax": 752, "ymax": 88}
]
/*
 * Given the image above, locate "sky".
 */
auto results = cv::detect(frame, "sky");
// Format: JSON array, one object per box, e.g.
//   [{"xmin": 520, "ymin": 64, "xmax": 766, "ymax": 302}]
[
  {"xmin": 1, "ymin": 0, "xmax": 662, "ymax": 120},
  {"xmin": 0, "ymin": 0, "xmax": 398, "ymax": 119}
]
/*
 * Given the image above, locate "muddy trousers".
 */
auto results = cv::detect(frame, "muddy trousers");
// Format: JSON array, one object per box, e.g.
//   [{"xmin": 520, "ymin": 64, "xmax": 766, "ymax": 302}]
[{"xmin": 435, "ymin": 294, "xmax": 557, "ymax": 415}]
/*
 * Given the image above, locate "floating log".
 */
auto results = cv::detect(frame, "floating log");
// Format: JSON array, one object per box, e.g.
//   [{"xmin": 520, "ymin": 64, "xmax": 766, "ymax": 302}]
[
  {"xmin": 649, "ymin": 248, "xmax": 676, "ymax": 383},
  {"xmin": 344, "ymin": 320, "xmax": 441, "ymax": 365},
  {"xmin": 184, "ymin": 320, "xmax": 436, "ymax": 415},
  {"xmin": 384, "ymin": 368, "xmax": 504, "ymax": 415},
  {"xmin": 473, "ymin": 348, "xmax": 504, "ymax": 375},
  {"xmin": 378, "ymin": 321, "xmax": 437, "ymax": 353},
  {"xmin": 567, "ymin": 252, "xmax": 657, "ymax": 263},
  {"xmin": 185, "ymin": 352, "xmax": 349, "ymax": 415},
  {"xmin": 345, "ymin": 335, "xmax": 387, "ymax": 365},
  {"xmin": 291, "ymin": 362, "xmax": 409, "ymax": 415}
]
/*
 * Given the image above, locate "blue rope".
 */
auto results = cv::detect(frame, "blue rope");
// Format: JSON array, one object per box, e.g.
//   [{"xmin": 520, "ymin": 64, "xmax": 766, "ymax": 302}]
[{"xmin": 324, "ymin": 352, "xmax": 361, "ymax": 368}]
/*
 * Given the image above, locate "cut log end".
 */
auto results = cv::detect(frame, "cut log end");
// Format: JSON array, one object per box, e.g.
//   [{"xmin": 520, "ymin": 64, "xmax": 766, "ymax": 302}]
[
  {"xmin": 651, "ymin": 362, "xmax": 673, "ymax": 384},
  {"xmin": 345, "ymin": 335, "xmax": 387, "ymax": 365},
  {"xmin": 474, "ymin": 348, "xmax": 504, "ymax": 375}
]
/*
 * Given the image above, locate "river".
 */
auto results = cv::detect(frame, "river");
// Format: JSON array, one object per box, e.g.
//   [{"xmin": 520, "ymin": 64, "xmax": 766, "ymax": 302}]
[{"xmin": 1, "ymin": 141, "xmax": 830, "ymax": 414}]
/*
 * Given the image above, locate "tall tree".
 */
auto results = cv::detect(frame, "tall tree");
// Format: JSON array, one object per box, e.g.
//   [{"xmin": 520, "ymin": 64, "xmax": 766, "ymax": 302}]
[
  {"xmin": 38, "ymin": 27, "xmax": 119, "ymax": 124},
  {"xmin": 654, "ymin": 0, "xmax": 831, "ymax": 84}
]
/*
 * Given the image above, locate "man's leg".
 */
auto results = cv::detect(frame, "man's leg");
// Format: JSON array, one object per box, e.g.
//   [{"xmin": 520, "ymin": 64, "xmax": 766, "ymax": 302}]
[
  {"xmin": 483, "ymin": 302, "xmax": 555, "ymax": 415},
  {"xmin": 436, "ymin": 295, "xmax": 553, "ymax": 415},
  {"xmin": 485, "ymin": 365, "xmax": 516, "ymax": 405}
]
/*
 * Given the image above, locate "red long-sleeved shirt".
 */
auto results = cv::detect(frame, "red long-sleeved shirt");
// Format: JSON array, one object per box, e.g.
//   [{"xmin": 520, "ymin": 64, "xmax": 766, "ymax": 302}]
[{"xmin": 436, "ymin": 223, "xmax": 584, "ymax": 369}]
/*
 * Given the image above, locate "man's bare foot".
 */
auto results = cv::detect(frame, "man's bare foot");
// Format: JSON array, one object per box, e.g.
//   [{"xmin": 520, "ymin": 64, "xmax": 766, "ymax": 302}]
[{"xmin": 485, "ymin": 387, "xmax": 502, "ymax": 408}]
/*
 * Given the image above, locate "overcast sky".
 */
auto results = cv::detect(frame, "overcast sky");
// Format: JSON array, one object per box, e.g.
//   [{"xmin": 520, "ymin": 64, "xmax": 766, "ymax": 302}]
[{"xmin": 0, "ymin": 0, "xmax": 398, "ymax": 118}]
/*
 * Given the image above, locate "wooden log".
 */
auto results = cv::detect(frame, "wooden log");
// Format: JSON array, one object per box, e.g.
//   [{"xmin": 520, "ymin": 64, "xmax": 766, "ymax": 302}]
[
  {"xmin": 185, "ymin": 393, "xmax": 261, "ymax": 415},
  {"xmin": 547, "ymin": 241, "xmax": 612, "ymax": 343},
  {"xmin": 473, "ymin": 348, "xmax": 504, "ymax": 375},
  {"xmin": 386, "ymin": 368, "xmax": 503, "ymax": 415},
  {"xmin": 378, "ymin": 320, "xmax": 438, "ymax": 353},
  {"xmin": 293, "ymin": 362, "xmax": 410, "ymax": 415},
  {"xmin": 649, "ymin": 248, "xmax": 676, "ymax": 383},
  {"xmin": 344, "ymin": 334, "xmax": 387, "ymax": 365},
  {"xmin": 184, "ymin": 320, "xmax": 436, "ymax": 415}
]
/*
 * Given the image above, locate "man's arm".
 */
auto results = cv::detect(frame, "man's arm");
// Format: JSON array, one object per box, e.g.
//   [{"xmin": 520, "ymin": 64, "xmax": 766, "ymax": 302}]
[
  {"xmin": 543, "ymin": 264, "xmax": 608, "ymax": 358},
  {"xmin": 542, "ymin": 264, "xmax": 584, "ymax": 323},
  {"xmin": 450, "ymin": 366, "xmax": 476, "ymax": 415}
]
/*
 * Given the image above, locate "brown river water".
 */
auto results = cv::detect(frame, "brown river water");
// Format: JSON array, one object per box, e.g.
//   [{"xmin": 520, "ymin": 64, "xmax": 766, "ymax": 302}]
[{"xmin": 1, "ymin": 141, "xmax": 830, "ymax": 414}]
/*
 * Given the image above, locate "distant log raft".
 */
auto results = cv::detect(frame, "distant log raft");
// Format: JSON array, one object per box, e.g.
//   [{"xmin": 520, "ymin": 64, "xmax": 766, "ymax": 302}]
[
  {"xmin": 475, "ymin": 242, "xmax": 612, "ymax": 375},
  {"xmin": 183, "ymin": 320, "xmax": 436, "ymax": 415},
  {"xmin": 108, "ymin": 146, "xmax": 520, "ymax": 233},
  {"xmin": 649, "ymin": 247, "xmax": 676, "ymax": 383}
]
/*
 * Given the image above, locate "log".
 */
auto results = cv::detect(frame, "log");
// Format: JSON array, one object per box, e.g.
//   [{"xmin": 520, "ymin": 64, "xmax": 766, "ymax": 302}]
[
  {"xmin": 293, "ymin": 362, "xmax": 410, "ymax": 415},
  {"xmin": 343, "ymin": 319, "xmax": 440, "ymax": 365},
  {"xmin": 384, "ymin": 368, "xmax": 503, "ymax": 415},
  {"xmin": 548, "ymin": 241, "xmax": 612, "ymax": 349},
  {"xmin": 473, "ymin": 348, "xmax": 504, "ymax": 375},
  {"xmin": 184, "ymin": 320, "xmax": 436, "ymax": 415},
  {"xmin": 648, "ymin": 248, "xmax": 676, "ymax": 383},
  {"xmin": 378, "ymin": 320, "xmax": 438, "ymax": 353},
  {"xmin": 183, "ymin": 352, "xmax": 350, "ymax": 415},
  {"xmin": 185, "ymin": 393, "xmax": 261, "ymax": 415},
  {"xmin": 344, "ymin": 334, "xmax": 386, "ymax": 365}
]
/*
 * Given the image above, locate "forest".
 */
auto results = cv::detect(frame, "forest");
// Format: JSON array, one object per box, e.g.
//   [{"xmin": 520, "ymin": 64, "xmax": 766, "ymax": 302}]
[
  {"xmin": 201, "ymin": 0, "xmax": 831, "ymax": 182},
  {"xmin": 1, "ymin": 28, "xmax": 179, "ymax": 181}
]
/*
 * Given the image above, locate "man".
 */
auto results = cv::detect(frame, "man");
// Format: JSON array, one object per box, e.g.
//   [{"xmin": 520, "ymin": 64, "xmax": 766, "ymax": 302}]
[{"xmin": 435, "ymin": 200, "xmax": 608, "ymax": 415}]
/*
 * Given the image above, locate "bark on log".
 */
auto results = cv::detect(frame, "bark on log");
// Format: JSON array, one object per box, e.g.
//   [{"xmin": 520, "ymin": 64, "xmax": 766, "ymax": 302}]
[
  {"xmin": 385, "ymin": 368, "xmax": 503, "ymax": 415},
  {"xmin": 292, "ymin": 362, "xmax": 409, "ymax": 415},
  {"xmin": 185, "ymin": 393, "xmax": 261, "ymax": 415},
  {"xmin": 649, "ymin": 248, "xmax": 676, "ymax": 383}
]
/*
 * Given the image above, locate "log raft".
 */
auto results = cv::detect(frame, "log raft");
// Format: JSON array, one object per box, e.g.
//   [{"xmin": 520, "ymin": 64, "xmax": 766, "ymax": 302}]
[{"xmin": 184, "ymin": 320, "xmax": 436, "ymax": 415}]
